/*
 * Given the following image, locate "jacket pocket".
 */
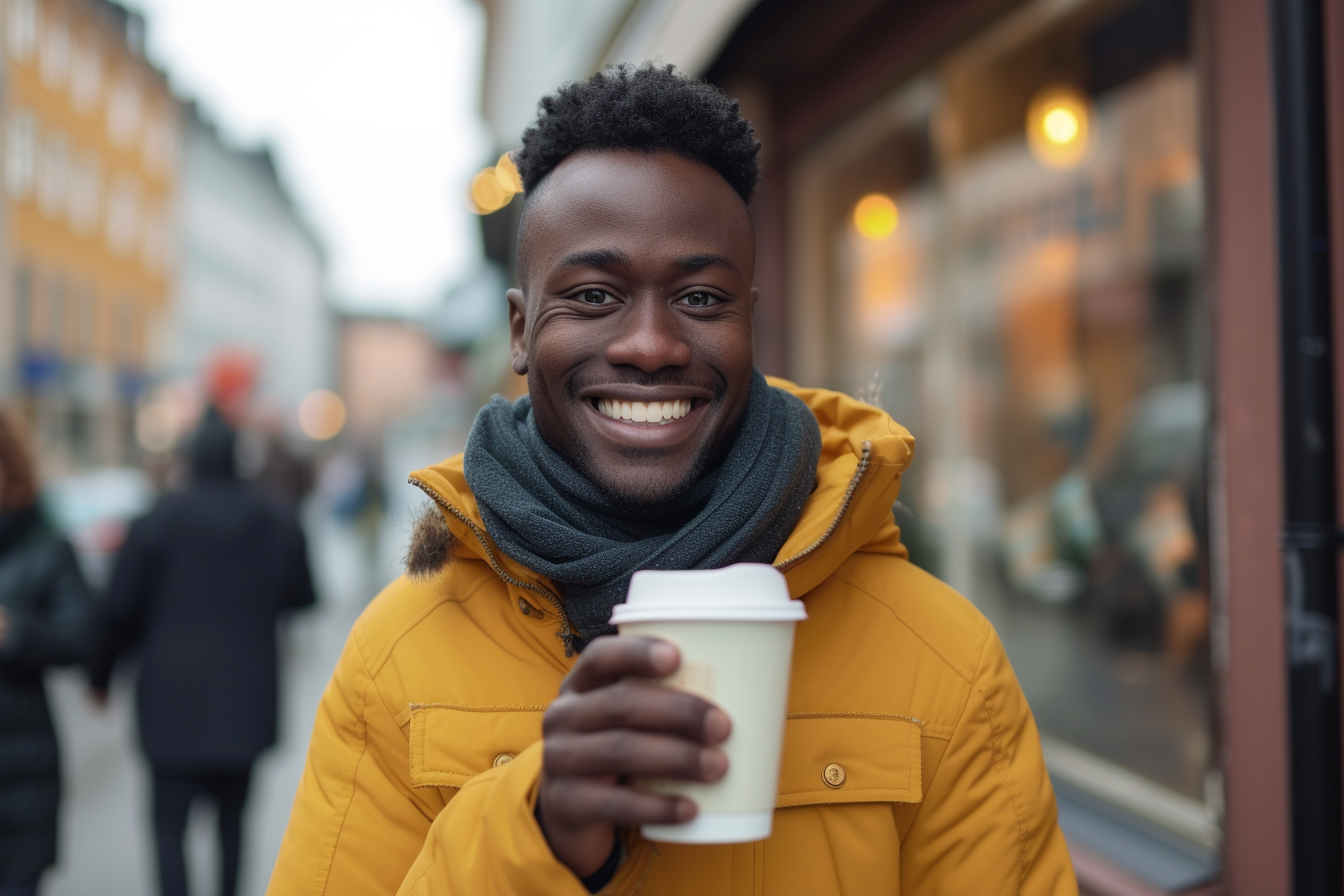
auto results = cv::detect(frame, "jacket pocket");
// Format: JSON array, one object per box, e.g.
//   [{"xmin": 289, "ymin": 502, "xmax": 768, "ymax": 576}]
[
  {"xmin": 408, "ymin": 703, "xmax": 545, "ymax": 789},
  {"xmin": 776, "ymin": 713, "xmax": 923, "ymax": 808}
]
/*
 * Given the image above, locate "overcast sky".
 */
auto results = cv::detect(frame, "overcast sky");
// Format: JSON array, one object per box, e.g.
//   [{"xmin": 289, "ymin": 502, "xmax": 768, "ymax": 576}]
[{"xmin": 126, "ymin": 0, "xmax": 490, "ymax": 314}]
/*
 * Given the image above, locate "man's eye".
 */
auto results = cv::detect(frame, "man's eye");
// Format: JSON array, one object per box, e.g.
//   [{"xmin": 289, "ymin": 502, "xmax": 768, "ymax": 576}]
[
  {"xmin": 681, "ymin": 292, "xmax": 719, "ymax": 307},
  {"xmin": 578, "ymin": 289, "xmax": 615, "ymax": 305}
]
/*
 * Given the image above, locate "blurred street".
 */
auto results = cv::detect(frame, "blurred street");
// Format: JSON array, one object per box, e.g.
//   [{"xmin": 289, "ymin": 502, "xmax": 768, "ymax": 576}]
[{"xmin": 39, "ymin": 503, "xmax": 384, "ymax": 896}]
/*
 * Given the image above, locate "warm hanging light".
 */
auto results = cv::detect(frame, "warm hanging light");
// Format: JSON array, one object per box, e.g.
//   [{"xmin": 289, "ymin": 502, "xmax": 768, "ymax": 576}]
[
  {"xmin": 1027, "ymin": 85, "xmax": 1090, "ymax": 169},
  {"xmin": 853, "ymin": 193, "xmax": 899, "ymax": 240}
]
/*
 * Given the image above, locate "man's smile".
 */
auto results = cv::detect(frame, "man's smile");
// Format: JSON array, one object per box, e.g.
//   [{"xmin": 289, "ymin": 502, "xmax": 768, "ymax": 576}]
[
  {"xmin": 592, "ymin": 397, "xmax": 692, "ymax": 424},
  {"xmin": 578, "ymin": 385, "xmax": 714, "ymax": 448},
  {"xmin": 575, "ymin": 380, "xmax": 718, "ymax": 443}
]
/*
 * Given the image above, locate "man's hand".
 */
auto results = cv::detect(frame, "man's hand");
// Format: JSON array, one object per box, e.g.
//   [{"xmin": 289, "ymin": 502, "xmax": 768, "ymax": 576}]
[
  {"xmin": 0, "ymin": 605, "xmax": 9, "ymax": 648},
  {"xmin": 538, "ymin": 636, "xmax": 731, "ymax": 879}
]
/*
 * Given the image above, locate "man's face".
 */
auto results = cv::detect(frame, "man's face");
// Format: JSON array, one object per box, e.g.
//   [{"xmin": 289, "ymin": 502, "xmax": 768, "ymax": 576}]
[{"xmin": 510, "ymin": 149, "xmax": 757, "ymax": 506}]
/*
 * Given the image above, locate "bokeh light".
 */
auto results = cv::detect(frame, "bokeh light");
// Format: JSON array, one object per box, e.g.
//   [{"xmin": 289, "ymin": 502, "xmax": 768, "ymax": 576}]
[
  {"xmin": 135, "ymin": 404, "xmax": 176, "ymax": 454},
  {"xmin": 1027, "ymin": 86, "xmax": 1089, "ymax": 168},
  {"xmin": 853, "ymin": 194, "xmax": 900, "ymax": 240},
  {"xmin": 1042, "ymin": 107, "xmax": 1080, "ymax": 145},
  {"xmin": 467, "ymin": 151, "xmax": 524, "ymax": 215},
  {"xmin": 494, "ymin": 152, "xmax": 522, "ymax": 193},
  {"xmin": 470, "ymin": 170, "xmax": 510, "ymax": 214},
  {"xmin": 297, "ymin": 390, "xmax": 347, "ymax": 441}
]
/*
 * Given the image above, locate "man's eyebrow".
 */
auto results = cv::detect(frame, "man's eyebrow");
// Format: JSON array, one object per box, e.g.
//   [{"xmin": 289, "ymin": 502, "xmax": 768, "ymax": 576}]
[
  {"xmin": 557, "ymin": 249, "xmax": 632, "ymax": 269},
  {"xmin": 673, "ymin": 254, "xmax": 740, "ymax": 275}
]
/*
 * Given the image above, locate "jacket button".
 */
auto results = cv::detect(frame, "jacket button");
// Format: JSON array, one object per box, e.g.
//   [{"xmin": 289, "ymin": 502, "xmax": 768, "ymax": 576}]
[
  {"xmin": 493, "ymin": 753, "xmax": 515, "ymax": 768},
  {"xmin": 823, "ymin": 763, "xmax": 846, "ymax": 788}
]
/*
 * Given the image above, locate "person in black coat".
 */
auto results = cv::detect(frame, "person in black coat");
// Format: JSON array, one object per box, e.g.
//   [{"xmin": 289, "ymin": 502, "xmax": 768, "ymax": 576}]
[
  {"xmin": 0, "ymin": 410, "xmax": 95, "ymax": 896},
  {"xmin": 89, "ymin": 409, "xmax": 315, "ymax": 896}
]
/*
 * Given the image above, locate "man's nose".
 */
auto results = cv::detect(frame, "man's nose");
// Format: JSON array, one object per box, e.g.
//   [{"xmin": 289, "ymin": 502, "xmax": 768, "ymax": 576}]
[{"xmin": 605, "ymin": 298, "xmax": 692, "ymax": 372}]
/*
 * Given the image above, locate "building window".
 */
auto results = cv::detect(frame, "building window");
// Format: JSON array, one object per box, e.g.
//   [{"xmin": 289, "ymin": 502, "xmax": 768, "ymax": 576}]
[
  {"xmin": 44, "ymin": 274, "xmax": 63, "ymax": 354},
  {"xmin": 7, "ymin": 0, "xmax": 36, "ymax": 60},
  {"xmin": 37, "ymin": 129, "xmax": 68, "ymax": 220},
  {"xmin": 69, "ymin": 32, "xmax": 102, "ymax": 112},
  {"xmin": 141, "ymin": 205, "xmax": 170, "ymax": 274},
  {"xmin": 106, "ymin": 68, "xmax": 143, "ymax": 147},
  {"xmin": 141, "ymin": 105, "xmax": 176, "ymax": 176},
  {"xmin": 115, "ymin": 298, "xmax": 138, "ymax": 366},
  {"xmin": 12, "ymin": 265, "xmax": 33, "ymax": 349},
  {"xmin": 5, "ymin": 109, "xmax": 36, "ymax": 199},
  {"xmin": 105, "ymin": 172, "xmax": 141, "ymax": 257},
  {"xmin": 38, "ymin": 2, "xmax": 69, "ymax": 87},
  {"xmin": 67, "ymin": 147, "xmax": 101, "ymax": 235},
  {"xmin": 793, "ymin": 0, "xmax": 1215, "ymax": 870},
  {"xmin": 71, "ymin": 280, "xmax": 95, "ymax": 356}
]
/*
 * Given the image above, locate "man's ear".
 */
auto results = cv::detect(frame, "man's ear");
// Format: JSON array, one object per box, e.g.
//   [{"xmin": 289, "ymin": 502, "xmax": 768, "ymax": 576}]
[{"xmin": 507, "ymin": 288, "xmax": 529, "ymax": 375}]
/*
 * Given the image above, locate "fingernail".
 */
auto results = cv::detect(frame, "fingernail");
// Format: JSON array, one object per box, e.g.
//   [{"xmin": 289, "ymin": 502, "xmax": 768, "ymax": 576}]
[
  {"xmin": 676, "ymin": 799, "xmax": 697, "ymax": 821},
  {"xmin": 700, "ymin": 748, "xmax": 728, "ymax": 779},
  {"xmin": 704, "ymin": 708, "xmax": 731, "ymax": 742},
  {"xmin": 650, "ymin": 642, "xmax": 677, "ymax": 671}
]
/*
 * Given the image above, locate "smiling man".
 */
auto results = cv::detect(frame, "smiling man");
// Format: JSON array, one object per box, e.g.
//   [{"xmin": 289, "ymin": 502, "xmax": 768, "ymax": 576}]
[{"xmin": 268, "ymin": 65, "xmax": 1077, "ymax": 896}]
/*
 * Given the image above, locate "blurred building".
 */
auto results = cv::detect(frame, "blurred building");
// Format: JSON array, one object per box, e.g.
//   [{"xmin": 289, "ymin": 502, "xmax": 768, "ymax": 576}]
[
  {"xmin": 170, "ymin": 104, "xmax": 331, "ymax": 419},
  {"xmin": 338, "ymin": 315, "xmax": 442, "ymax": 441},
  {"xmin": 480, "ymin": 0, "xmax": 1344, "ymax": 893},
  {"xmin": 1, "ymin": 0, "xmax": 177, "ymax": 471}
]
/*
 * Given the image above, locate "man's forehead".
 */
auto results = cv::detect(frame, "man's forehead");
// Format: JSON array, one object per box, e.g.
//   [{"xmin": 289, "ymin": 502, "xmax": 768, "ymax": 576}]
[{"xmin": 517, "ymin": 149, "xmax": 754, "ymax": 277}]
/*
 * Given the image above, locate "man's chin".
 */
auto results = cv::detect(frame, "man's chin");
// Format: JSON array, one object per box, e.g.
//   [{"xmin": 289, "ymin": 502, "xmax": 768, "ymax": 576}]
[{"xmin": 585, "ymin": 464, "xmax": 700, "ymax": 510}]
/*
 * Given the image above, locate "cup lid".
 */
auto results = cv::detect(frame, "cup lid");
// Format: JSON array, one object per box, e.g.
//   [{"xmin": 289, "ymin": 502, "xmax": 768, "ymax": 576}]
[{"xmin": 609, "ymin": 563, "xmax": 807, "ymax": 625}]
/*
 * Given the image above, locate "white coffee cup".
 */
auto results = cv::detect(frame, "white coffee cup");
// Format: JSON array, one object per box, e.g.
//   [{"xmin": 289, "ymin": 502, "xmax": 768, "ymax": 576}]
[{"xmin": 608, "ymin": 563, "xmax": 806, "ymax": 844}]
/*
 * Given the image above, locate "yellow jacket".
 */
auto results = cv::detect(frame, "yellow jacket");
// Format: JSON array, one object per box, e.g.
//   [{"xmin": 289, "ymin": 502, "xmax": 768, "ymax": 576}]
[{"xmin": 268, "ymin": 380, "xmax": 1078, "ymax": 895}]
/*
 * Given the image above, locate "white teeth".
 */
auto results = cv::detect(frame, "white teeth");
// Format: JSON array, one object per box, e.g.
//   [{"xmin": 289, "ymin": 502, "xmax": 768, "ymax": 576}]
[{"xmin": 595, "ymin": 398, "xmax": 691, "ymax": 424}]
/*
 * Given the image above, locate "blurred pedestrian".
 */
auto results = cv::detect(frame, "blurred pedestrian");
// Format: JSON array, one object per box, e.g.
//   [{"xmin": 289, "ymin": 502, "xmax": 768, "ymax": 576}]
[
  {"xmin": 0, "ymin": 408, "xmax": 95, "ymax": 896},
  {"xmin": 89, "ymin": 408, "xmax": 316, "ymax": 896}
]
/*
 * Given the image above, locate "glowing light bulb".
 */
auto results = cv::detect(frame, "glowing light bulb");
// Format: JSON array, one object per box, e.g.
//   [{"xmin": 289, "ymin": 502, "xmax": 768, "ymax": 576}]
[
  {"xmin": 1027, "ymin": 86, "xmax": 1090, "ymax": 169},
  {"xmin": 853, "ymin": 194, "xmax": 899, "ymax": 240},
  {"xmin": 1042, "ymin": 107, "xmax": 1080, "ymax": 145}
]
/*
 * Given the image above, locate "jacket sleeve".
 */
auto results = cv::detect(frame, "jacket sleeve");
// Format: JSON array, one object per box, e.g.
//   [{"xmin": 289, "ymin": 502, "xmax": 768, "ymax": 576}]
[
  {"xmin": 899, "ymin": 627, "xmax": 1078, "ymax": 896},
  {"xmin": 284, "ymin": 519, "xmax": 317, "ymax": 611},
  {"xmin": 395, "ymin": 743, "xmax": 654, "ymax": 896},
  {"xmin": 0, "ymin": 539, "xmax": 95, "ymax": 669},
  {"xmin": 86, "ymin": 515, "xmax": 157, "ymax": 690},
  {"xmin": 266, "ymin": 621, "xmax": 446, "ymax": 896}
]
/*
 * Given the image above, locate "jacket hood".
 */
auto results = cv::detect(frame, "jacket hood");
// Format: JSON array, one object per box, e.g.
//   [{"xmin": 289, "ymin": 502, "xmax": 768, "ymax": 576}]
[{"xmin": 409, "ymin": 378, "xmax": 914, "ymax": 604}]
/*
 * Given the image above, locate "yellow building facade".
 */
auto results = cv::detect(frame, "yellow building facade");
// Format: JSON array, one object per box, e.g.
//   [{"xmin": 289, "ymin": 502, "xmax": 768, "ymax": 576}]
[{"xmin": 3, "ymin": 0, "xmax": 177, "ymax": 469}]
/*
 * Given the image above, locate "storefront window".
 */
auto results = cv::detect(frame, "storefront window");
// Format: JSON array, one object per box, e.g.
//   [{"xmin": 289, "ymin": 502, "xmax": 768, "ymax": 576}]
[{"xmin": 795, "ymin": 0, "xmax": 1214, "ymax": 856}]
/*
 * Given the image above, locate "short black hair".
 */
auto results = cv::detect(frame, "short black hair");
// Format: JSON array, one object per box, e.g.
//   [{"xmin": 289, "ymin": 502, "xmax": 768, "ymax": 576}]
[{"xmin": 514, "ymin": 63, "xmax": 761, "ymax": 204}]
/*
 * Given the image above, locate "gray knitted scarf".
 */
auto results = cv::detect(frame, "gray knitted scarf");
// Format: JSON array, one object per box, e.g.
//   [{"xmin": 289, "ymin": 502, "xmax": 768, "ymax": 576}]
[{"xmin": 464, "ymin": 370, "xmax": 821, "ymax": 645}]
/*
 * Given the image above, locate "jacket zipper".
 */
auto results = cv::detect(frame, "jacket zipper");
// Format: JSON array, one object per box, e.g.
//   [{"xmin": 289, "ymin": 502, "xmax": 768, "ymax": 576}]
[
  {"xmin": 409, "ymin": 476, "xmax": 578, "ymax": 656},
  {"xmin": 774, "ymin": 440, "xmax": 873, "ymax": 572}
]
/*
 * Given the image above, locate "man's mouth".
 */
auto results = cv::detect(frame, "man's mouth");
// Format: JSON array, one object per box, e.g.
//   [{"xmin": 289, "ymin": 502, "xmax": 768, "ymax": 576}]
[{"xmin": 593, "ymin": 398, "xmax": 692, "ymax": 425}]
